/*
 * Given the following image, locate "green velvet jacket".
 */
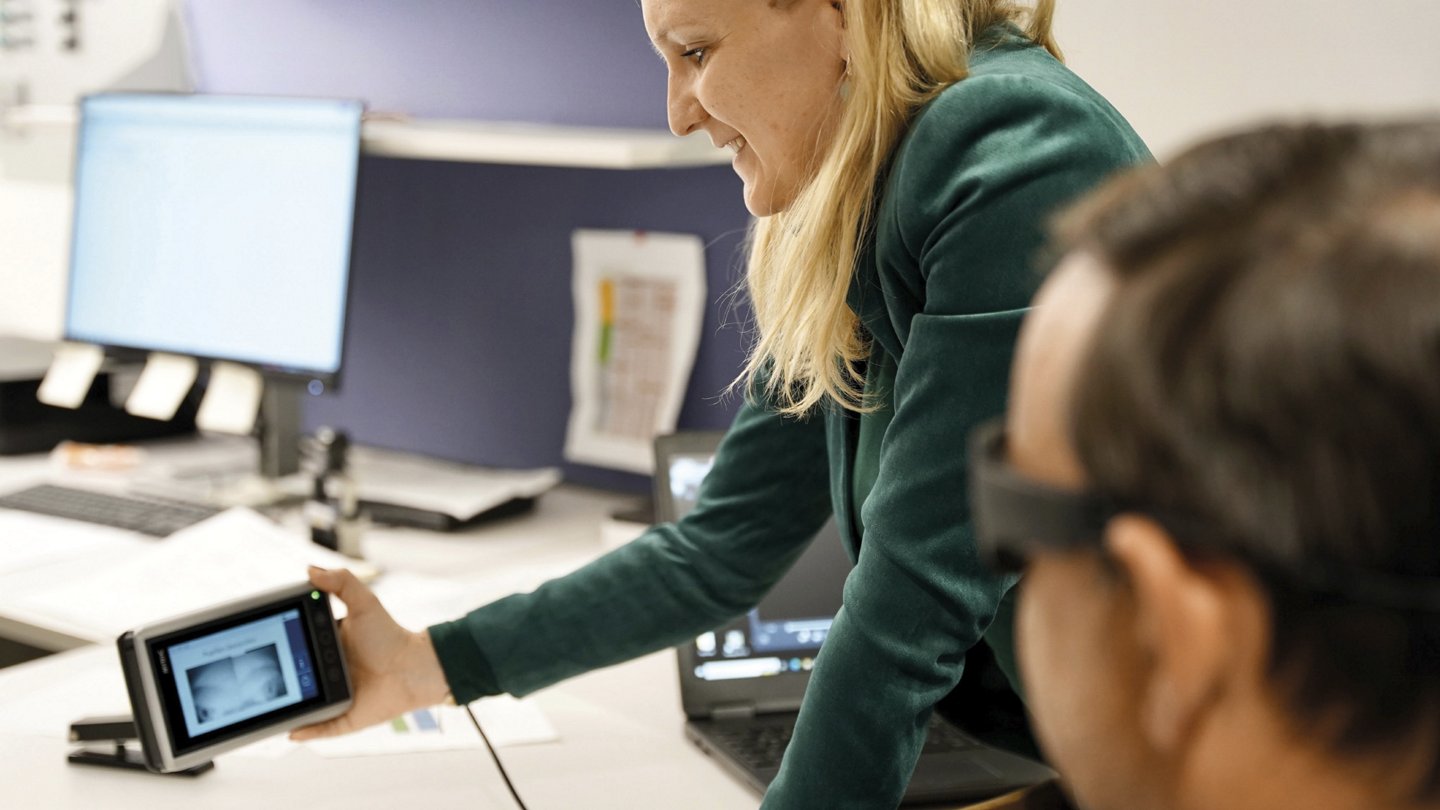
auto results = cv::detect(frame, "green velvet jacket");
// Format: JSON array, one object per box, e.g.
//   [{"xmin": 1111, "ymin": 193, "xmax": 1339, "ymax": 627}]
[{"xmin": 429, "ymin": 28, "xmax": 1149, "ymax": 809}]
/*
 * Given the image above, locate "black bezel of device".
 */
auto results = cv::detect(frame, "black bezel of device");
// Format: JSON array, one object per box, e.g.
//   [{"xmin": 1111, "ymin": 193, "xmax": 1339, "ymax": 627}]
[{"xmin": 116, "ymin": 582, "xmax": 352, "ymax": 772}]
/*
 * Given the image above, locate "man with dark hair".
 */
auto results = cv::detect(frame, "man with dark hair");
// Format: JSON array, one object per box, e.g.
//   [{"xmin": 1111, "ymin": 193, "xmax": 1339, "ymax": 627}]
[{"xmin": 969, "ymin": 120, "xmax": 1440, "ymax": 810}]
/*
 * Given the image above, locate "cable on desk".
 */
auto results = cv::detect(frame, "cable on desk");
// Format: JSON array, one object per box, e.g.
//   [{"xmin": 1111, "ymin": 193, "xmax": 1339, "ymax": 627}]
[{"xmin": 465, "ymin": 704, "xmax": 529, "ymax": 810}]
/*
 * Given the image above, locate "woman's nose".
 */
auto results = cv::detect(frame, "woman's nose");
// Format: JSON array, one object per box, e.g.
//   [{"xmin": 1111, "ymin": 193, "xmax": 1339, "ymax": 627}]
[{"xmin": 667, "ymin": 76, "xmax": 704, "ymax": 137}]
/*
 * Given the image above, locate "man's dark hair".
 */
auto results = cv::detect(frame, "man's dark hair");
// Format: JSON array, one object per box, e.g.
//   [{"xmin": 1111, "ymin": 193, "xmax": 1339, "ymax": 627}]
[{"xmin": 1055, "ymin": 119, "xmax": 1440, "ymax": 800}]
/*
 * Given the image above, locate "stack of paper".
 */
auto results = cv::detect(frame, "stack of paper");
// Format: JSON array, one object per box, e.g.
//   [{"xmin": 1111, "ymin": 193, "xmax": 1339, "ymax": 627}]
[
  {"xmin": 4, "ymin": 508, "xmax": 377, "ymax": 640},
  {"xmin": 351, "ymin": 447, "xmax": 560, "ymax": 526}
]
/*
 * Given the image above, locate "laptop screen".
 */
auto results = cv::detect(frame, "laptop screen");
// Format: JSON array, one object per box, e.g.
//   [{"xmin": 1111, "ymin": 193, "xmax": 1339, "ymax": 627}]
[{"xmin": 663, "ymin": 445, "xmax": 851, "ymax": 683}]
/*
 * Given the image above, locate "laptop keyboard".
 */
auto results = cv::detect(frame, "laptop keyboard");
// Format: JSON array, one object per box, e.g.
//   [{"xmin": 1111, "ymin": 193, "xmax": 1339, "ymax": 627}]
[
  {"xmin": 706, "ymin": 713, "xmax": 981, "ymax": 771},
  {"xmin": 0, "ymin": 483, "xmax": 222, "ymax": 538}
]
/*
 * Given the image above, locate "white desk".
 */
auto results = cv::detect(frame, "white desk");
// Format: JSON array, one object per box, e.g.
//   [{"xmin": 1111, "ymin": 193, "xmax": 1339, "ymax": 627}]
[
  {"xmin": 0, "ymin": 645, "xmax": 760, "ymax": 809},
  {"xmin": 0, "ymin": 442, "xmax": 1024, "ymax": 810},
  {"xmin": 0, "ymin": 441, "xmax": 760, "ymax": 809},
  {"xmin": 0, "ymin": 646, "xmax": 521, "ymax": 809}
]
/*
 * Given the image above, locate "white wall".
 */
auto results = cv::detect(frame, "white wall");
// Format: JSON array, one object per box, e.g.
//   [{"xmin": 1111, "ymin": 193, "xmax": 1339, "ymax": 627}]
[
  {"xmin": 0, "ymin": 0, "xmax": 171, "ymax": 340},
  {"xmin": 1055, "ymin": 0, "xmax": 1440, "ymax": 158}
]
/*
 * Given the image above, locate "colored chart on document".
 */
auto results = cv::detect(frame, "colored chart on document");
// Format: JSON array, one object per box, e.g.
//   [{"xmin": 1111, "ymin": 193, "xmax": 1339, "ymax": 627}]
[{"xmin": 566, "ymin": 230, "xmax": 706, "ymax": 474}]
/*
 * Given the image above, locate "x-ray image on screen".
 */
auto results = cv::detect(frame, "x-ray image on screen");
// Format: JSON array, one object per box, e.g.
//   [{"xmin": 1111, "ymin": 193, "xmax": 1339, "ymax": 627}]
[
  {"xmin": 166, "ymin": 609, "xmax": 311, "ymax": 737},
  {"xmin": 185, "ymin": 644, "xmax": 287, "ymax": 724}
]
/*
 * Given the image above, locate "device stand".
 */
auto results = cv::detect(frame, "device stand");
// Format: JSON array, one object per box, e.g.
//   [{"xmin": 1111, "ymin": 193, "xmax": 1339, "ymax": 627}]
[{"xmin": 67, "ymin": 715, "xmax": 213, "ymax": 777}]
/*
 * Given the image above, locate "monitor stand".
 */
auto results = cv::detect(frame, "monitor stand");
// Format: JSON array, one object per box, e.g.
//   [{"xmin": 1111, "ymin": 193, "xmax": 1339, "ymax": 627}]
[
  {"xmin": 258, "ymin": 381, "xmax": 302, "ymax": 479},
  {"xmin": 130, "ymin": 380, "xmax": 310, "ymax": 509}
]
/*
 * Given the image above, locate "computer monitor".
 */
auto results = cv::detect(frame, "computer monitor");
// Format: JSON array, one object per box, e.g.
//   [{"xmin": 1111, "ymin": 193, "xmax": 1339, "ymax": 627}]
[{"xmin": 64, "ymin": 92, "xmax": 364, "ymax": 480}]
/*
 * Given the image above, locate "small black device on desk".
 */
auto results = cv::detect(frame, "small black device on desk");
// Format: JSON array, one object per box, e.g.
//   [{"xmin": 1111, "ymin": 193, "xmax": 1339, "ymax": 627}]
[
  {"xmin": 306, "ymin": 427, "xmax": 363, "ymax": 556},
  {"xmin": 70, "ymin": 582, "xmax": 353, "ymax": 774},
  {"xmin": 361, "ymin": 495, "xmax": 537, "ymax": 531}
]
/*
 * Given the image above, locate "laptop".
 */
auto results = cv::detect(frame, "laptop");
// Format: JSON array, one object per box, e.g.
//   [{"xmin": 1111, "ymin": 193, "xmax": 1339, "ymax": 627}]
[{"xmin": 654, "ymin": 431, "xmax": 1056, "ymax": 806}]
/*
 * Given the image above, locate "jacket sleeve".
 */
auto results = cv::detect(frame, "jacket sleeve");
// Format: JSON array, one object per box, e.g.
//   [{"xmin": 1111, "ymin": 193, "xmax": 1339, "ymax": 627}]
[
  {"xmin": 427, "ymin": 398, "xmax": 834, "ymax": 701},
  {"xmin": 763, "ymin": 73, "xmax": 1149, "ymax": 808}
]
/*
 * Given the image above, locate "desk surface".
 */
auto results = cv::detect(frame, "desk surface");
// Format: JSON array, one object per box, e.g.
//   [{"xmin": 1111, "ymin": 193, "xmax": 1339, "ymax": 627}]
[
  {"xmin": 0, "ymin": 440, "xmax": 1018, "ymax": 809},
  {"xmin": 0, "ymin": 440, "xmax": 763, "ymax": 809},
  {"xmin": 0, "ymin": 643, "xmax": 763, "ymax": 810}
]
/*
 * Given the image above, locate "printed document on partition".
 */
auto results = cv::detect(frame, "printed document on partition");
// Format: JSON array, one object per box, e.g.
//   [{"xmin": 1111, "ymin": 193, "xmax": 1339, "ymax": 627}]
[{"xmin": 565, "ymin": 230, "xmax": 706, "ymax": 474}]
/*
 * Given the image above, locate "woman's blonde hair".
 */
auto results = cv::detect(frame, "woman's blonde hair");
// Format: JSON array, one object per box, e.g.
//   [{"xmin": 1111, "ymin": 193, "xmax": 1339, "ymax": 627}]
[{"xmin": 742, "ymin": 0, "xmax": 1059, "ymax": 414}]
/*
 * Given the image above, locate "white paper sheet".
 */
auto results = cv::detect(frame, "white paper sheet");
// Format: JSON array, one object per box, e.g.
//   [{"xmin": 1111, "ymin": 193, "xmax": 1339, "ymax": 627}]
[
  {"xmin": 471, "ymin": 694, "xmax": 559, "ymax": 747},
  {"xmin": 36, "ymin": 342, "xmax": 104, "ymax": 409},
  {"xmin": 0, "ymin": 510, "xmax": 148, "ymax": 577},
  {"xmin": 124, "ymin": 352, "xmax": 199, "ymax": 421},
  {"xmin": 6, "ymin": 508, "xmax": 377, "ymax": 639},
  {"xmin": 301, "ymin": 706, "xmax": 484, "ymax": 758},
  {"xmin": 565, "ymin": 229, "xmax": 706, "ymax": 474},
  {"xmin": 196, "ymin": 361, "xmax": 264, "ymax": 435},
  {"xmin": 237, "ymin": 700, "xmax": 556, "ymax": 760},
  {"xmin": 352, "ymin": 447, "xmax": 560, "ymax": 520}
]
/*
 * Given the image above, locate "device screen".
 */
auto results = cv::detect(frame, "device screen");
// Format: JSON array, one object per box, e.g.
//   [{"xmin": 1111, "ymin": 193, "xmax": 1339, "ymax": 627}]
[
  {"xmin": 668, "ymin": 451, "xmax": 852, "ymax": 682},
  {"xmin": 149, "ymin": 598, "xmax": 328, "ymax": 754}
]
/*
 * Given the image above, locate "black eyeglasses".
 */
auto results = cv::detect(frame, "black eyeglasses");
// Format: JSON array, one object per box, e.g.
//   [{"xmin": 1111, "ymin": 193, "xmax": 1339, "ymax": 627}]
[
  {"xmin": 966, "ymin": 417, "xmax": 1440, "ymax": 614},
  {"xmin": 966, "ymin": 418, "xmax": 1118, "ymax": 574}
]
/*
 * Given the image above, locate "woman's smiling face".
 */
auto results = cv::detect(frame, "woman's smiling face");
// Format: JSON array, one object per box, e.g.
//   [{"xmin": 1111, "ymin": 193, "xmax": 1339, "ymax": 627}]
[{"xmin": 643, "ymin": 0, "xmax": 849, "ymax": 217}]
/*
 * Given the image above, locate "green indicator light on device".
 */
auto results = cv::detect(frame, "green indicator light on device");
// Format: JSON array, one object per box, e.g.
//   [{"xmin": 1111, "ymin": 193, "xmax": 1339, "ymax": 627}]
[{"xmin": 311, "ymin": 591, "xmax": 321, "ymax": 600}]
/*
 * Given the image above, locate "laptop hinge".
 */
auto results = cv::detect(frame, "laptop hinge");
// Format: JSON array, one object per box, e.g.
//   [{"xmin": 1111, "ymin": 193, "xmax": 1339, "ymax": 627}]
[{"xmin": 709, "ymin": 702, "xmax": 757, "ymax": 721}]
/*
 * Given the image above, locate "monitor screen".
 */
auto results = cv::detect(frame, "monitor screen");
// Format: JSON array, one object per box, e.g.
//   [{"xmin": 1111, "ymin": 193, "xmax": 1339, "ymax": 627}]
[
  {"xmin": 667, "ymin": 450, "xmax": 852, "ymax": 682},
  {"xmin": 65, "ymin": 93, "xmax": 364, "ymax": 384}
]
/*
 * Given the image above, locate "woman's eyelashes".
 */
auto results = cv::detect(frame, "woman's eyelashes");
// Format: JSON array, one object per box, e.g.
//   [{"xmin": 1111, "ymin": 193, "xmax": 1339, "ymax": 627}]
[{"xmin": 681, "ymin": 45, "xmax": 708, "ymax": 66}]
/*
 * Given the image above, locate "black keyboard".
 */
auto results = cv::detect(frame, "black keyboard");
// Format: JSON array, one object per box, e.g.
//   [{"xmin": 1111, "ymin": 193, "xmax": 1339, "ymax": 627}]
[
  {"xmin": 0, "ymin": 483, "xmax": 222, "ymax": 538},
  {"xmin": 706, "ymin": 713, "xmax": 980, "ymax": 771}
]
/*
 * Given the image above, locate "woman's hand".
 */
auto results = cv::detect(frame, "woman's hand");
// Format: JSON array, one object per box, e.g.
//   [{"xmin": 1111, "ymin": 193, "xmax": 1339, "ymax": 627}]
[{"xmin": 289, "ymin": 566, "xmax": 452, "ymax": 741}]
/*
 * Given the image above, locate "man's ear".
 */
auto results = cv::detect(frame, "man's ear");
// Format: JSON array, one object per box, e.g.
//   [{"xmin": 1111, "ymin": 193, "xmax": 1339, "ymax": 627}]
[{"xmin": 1103, "ymin": 515, "xmax": 1250, "ymax": 753}]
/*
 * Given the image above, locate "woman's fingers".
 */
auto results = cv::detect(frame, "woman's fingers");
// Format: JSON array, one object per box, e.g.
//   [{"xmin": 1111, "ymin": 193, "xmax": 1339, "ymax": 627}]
[{"xmin": 307, "ymin": 566, "xmax": 382, "ymax": 614}]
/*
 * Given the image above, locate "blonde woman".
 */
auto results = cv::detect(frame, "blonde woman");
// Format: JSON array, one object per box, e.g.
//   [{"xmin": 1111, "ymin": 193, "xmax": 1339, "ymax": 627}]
[{"xmin": 297, "ymin": 1, "xmax": 1148, "ymax": 806}]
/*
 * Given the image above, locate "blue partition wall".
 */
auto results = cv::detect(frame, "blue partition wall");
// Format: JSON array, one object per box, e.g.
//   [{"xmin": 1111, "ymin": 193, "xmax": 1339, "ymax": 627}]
[
  {"xmin": 307, "ymin": 159, "xmax": 752, "ymax": 490},
  {"xmin": 183, "ymin": 1, "xmax": 755, "ymax": 490},
  {"xmin": 184, "ymin": 0, "xmax": 673, "ymax": 127}
]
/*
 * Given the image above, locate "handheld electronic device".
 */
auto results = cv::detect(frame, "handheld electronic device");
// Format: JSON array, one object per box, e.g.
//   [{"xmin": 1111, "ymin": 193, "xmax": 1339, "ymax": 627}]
[{"xmin": 115, "ymin": 582, "xmax": 352, "ymax": 773}]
